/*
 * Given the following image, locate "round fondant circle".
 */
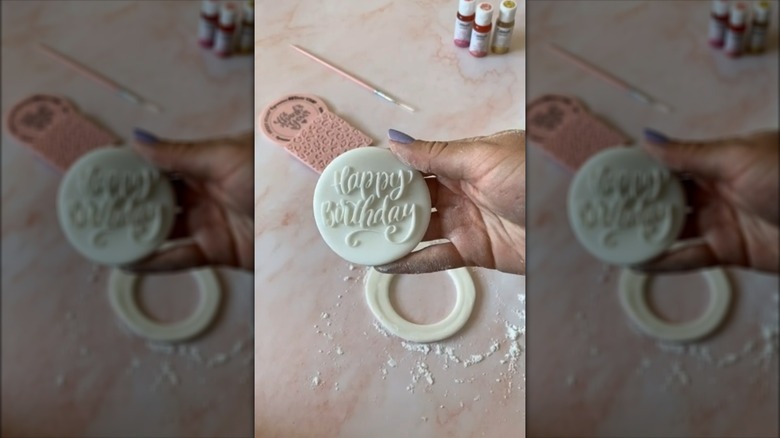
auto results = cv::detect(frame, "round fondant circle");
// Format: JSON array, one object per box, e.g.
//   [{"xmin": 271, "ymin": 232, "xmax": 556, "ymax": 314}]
[
  {"xmin": 260, "ymin": 94, "xmax": 329, "ymax": 145},
  {"xmin": 108, "ymin": 268, "xmax": 221, "ymax": 342},
  {"xmin": 365, "ymin": 267, "xmax": 476, "ymax": 343},
  {"xmin": 313, "ymin": 147, "xmax": 431, "ymax": 266},
  {"xmin": 618, "ymin": 268, "xmax": 731, "ymax": 342},
  {"xmin": 567, "ymin": 147, "xmax": 686, "ymax": 266},
  {"xmin": 57, "ymin": 147, "xmax": 175, "ymax": 266}
]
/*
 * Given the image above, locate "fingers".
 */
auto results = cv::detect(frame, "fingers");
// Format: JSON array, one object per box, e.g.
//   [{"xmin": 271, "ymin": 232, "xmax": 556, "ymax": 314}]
[
  {"xmin": 132, "ymin": 128, "xmax": 222, "ymax": 181},
  {"xmin": 387, "ymin": 129, "xmax": 473, "ymax": 181},
  {"xmin": 634, "ymin": 241, "xmax": 719, "ymax": 273},
  {"xmin": 423, "ymin": 212, "xmax": 444, "ymax": 241},
  {"xmin": 642, "ymin": 128, "xmax": 734, "ymax": 181},
  {"xmin": 123, "ymin": 241, "xmax": 209, "ymax": 273},
  {"xmin": 375, "ymin": 242, "xmax": 465, "ymax": 274}
]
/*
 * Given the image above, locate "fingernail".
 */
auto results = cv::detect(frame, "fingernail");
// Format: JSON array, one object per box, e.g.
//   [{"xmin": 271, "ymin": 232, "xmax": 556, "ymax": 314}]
[
  {"xmin": 644, "ymin": 128, "xmax": 670, "ymax": 145},
  {"xmin": 133, "ymin": 128, "xmax": 160, "ymax": 145},
  {"xmin": 388, "ymin": 129, "xmax": 415, "ymax": 144}
]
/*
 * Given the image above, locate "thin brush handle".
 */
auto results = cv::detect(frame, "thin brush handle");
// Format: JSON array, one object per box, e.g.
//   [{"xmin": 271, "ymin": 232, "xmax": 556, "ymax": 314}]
[
  {"xmin": 290, "ymin": 44, "xmax": 375, "ymax": 92},
  {"xmin": 36, "ymin": 43, "xmax": 123, "ymax": 92},
  {"xmin": 546, "ymin": 43, "xmax": 633, "ymax": 92}
]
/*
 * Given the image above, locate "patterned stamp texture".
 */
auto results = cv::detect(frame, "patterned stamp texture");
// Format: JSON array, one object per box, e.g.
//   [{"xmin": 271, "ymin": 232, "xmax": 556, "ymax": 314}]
[
  {"xmin": 527, "ymin": 94, "xmax": 629, "ymax": 171},
  {"xmin": 284, "ymin": 111, "xmax": 373, "ymax": 173},
  {"xmin": 5, "ymin": 94, "xmax": 120, "ymax": 172}
]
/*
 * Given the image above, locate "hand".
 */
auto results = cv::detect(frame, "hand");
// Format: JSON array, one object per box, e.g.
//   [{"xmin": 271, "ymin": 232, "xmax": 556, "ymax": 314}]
[
  {"xmin": 376, "ymin": 129, "xmax": 525, "ymax": 275},
  {"xmin": 639, "ymin": 129, "xmax": 779, "ymax": 273},
  {"xmin": 126, "ymin": 128, "xmax": 254, "ymax": 272}
]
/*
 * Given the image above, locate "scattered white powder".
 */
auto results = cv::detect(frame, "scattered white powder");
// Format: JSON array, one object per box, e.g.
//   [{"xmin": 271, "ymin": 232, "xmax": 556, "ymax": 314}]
[
  {"xmin": 206, "ymin": 353, "xmax": 228, "ymax": 368},
  {"xmin": 387, "ymin": 357, "xmax": 397, "ymax": 368},
  {"xmin": 669, "ymin": 362, "xmax": 689, "ymax": 386},
  {"xmin": 311, "ymin": 372, "xmax": 322, "ymax": 387},
  {"xmin": 372, "ymin": 321, "xmax": 391, "ymax": 337},
  {"xmin": 146, "ymin": 342, "xmax": 175, "ymax": 355},
  {"xmin": 321, "ymin": 312, "xmax": 330, "ymax": 319},
  {"xmin": 336, "ymin": 346, "xmax": 344, "ymax": 355}
]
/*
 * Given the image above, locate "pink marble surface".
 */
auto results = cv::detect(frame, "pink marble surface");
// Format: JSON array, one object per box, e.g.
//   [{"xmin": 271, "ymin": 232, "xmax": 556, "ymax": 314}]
[
  {"xmin": 254, "ymin": 1, "xmax": 525, "ymax": 437},
  {"xmin": 1, "ymin": 2, "xmax": 253, "ymax": 437},
  {"xmin": 526, "ymin": 2, "xmax": 778, "ymax": 437}
]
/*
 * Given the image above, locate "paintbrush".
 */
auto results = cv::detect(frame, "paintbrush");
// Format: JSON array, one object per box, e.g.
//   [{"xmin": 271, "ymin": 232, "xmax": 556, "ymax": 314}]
[
  {"xmin": 290, "ymin": 44, "xmax": 415, "ymax": 113},
  {"xmin": 547, "ymin": 43, "xmax": 673, "ymax": 114},
  {"xmin": 36, "ymin": 42, "xmax": 162, "ymax": 114}
]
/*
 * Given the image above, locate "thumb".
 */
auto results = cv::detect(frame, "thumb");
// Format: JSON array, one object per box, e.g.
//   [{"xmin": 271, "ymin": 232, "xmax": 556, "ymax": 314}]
[
  {"xmin": 387, "ymin": 129, "xmax": 473, "ymax": 181},
  {"xmin": 642, "ymin": 128, "xmax": 734, "ymax": 181},
  {"xmin": 132, "ymin": 128, "xmax": 216, "ymax": 180}
]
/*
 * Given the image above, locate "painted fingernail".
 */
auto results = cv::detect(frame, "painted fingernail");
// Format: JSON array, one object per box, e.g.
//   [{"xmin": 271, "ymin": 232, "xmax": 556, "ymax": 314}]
[
  {"xmin": 644, "ymin": 128, "xmax": 670, "ymax": 145},
  {"xmin": 388, "ymin": 129, "xmax": 415, "ymax": 144},
  {"xmin": 133, "ymin": 128, "xmax": 160, "ymax": 145}
]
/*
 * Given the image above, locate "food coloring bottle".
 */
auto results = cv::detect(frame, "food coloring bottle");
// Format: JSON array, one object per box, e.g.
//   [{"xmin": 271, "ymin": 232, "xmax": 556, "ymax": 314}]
[
  {"xmin": 468, "ymin": 3, "xmax": 493, "ymax": 58},
  {"xmin": 454, "ymin": 0, "xmax": 477, "ymax": 48},
  {"xmin": 214, "ymin": 2, "xmax": 237, "ymax": 58},
  {"xmin": 491, "ymin": 0, "xmax": 518, "ymax": 54},
  {"xmin": 238, "ymin": 1, "xmax": 255, "ymax": 54},
  {"xmin": 748, "ymin": 1, "xmax": 771, "ymax": 54},
  {"xmin": 708, "ymin": 0, "xmax": 730, "ymax": 48},
  {"xmin": 198, "ymin": 0, "xmax": 219, "ymax": 48},
  {"xmin": 724, "ymin": 1, "xmax": 747, "ymax": 57}
]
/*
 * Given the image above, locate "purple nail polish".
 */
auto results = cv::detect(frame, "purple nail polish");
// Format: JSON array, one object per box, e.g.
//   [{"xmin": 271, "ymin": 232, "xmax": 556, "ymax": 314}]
[
  {"xmin": 388, "ymin": 129, "xmax": 415, "ymax": 144},
  {"xmin": 644, "ymin": 128, "xmax": 670, "ymax": 145},
  {"xmin": 133, "ymin": 128, "xmax": 160, "ymax": 145}
]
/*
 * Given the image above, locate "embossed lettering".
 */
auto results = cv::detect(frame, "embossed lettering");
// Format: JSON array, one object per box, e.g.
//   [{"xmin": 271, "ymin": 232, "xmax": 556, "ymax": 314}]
[
  {"xmin": 324, "ymin": 165, "xmax": 420, "ymax": 246},
  {"xmin": 70, "ymin": 165, "xmax": 164, "ymax": 248},
  {"xmin": 272, "ymin": 104, "xmax": 310, "ymax": 130}
]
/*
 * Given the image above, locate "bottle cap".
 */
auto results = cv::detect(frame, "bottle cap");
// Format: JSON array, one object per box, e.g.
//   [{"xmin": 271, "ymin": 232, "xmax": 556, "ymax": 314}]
[
  {"xmin": 458, "ymin": 0, "xmax": 476, "ymax": 17},
  {"xmin": 201, "ymin": 0, "xmax": 218, "ymax": 16},
  {"xmin": 498, "ymin": 1, "xmax": 518, "ymax": 23},
  {"xmin": 243, "ymin": 1, "xmax": 254, "ymax": 23},
  {"xmin": 729, "ymin": 2, "xmax": 747, "ymax": 25},
  {"xmin": 711, "ymin": 0, "xmax": 729, "ymax": 16},
  {"xmin": 474, "ymin": 3, "xmax": 494, "ymax": 26},
  {"xmin": 753, "ymin": 1, "xmax": 770, "ymax": 23},
  {"xmin": 219, "ymin": 3, "xmax": 237, "ymax": 27}
]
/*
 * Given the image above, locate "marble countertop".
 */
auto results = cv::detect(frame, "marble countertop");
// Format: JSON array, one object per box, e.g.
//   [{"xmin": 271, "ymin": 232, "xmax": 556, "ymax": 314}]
[
  {"xmin": 254, "ymin": 1, "xmax": 525, "ymax": 437},
  {"xmin": 1, "ymin": 2, "xmax": 253, "ymax": 437},
  {"xmin": 526, "ymin": 2, "xmax": 778, "ymax": 437}
]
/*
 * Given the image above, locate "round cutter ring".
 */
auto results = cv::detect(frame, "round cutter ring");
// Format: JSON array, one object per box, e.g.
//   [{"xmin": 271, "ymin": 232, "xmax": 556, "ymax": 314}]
[
  {"xmin": 365, "ymin": 267, "xmax": 475, "ymax": 343},
  {"xmin": 618, "ymin": 268, "xmax": 731, "ymax": 343},
  {"xmin": 108, "ymin": 268, "xmax": 221, "ymax": 343}
]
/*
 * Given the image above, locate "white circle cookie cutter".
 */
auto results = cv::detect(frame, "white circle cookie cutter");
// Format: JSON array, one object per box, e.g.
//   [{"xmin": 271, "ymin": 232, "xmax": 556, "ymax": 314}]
[
  {"xmin": 567, "ymin": 147, "xmax": 686, "ymax": 266},
  {"xmin": 618, "ymin": 268, "xmax": 731, "ymax": 343},
  {"xmin": 313, "ymin": 147, "xmax": 432, "ymax": 266},
  {"xmin": 108, "ymin": 268, "xmax": 221, "ymax": 343},
  {"xmin": 57, "ymin": 147, "xmax": 176, "ymax": 266},
  {"xmin": 365, "ymin": 267, "xmax": 476, "ymax": 343}
]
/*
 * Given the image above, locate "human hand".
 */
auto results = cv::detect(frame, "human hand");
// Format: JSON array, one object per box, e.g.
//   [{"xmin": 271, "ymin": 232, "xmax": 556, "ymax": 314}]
[
  {"xmin": 126, "ymin": 129, "xmax": 254, "ymax": 272},
  {"xmin": 639, "ymin": 129, "xmax": 779, "ymax": 273},
  {"xmin": 376, "ymin": 129, "xmax": 525, "ymax": 275}
]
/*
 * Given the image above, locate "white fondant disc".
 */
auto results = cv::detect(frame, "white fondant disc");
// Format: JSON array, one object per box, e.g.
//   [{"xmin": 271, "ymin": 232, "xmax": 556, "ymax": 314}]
[
  {"xmin": 312, "ymin": 147, "xmax": 431, "ymax": 266},
  {"xmin": 57, "ymin": 147, "xmax": 175, "ymax": 266},
  {"xmin": 567, "ymin": 147, "xmax": 686, "ymax": 266}
]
